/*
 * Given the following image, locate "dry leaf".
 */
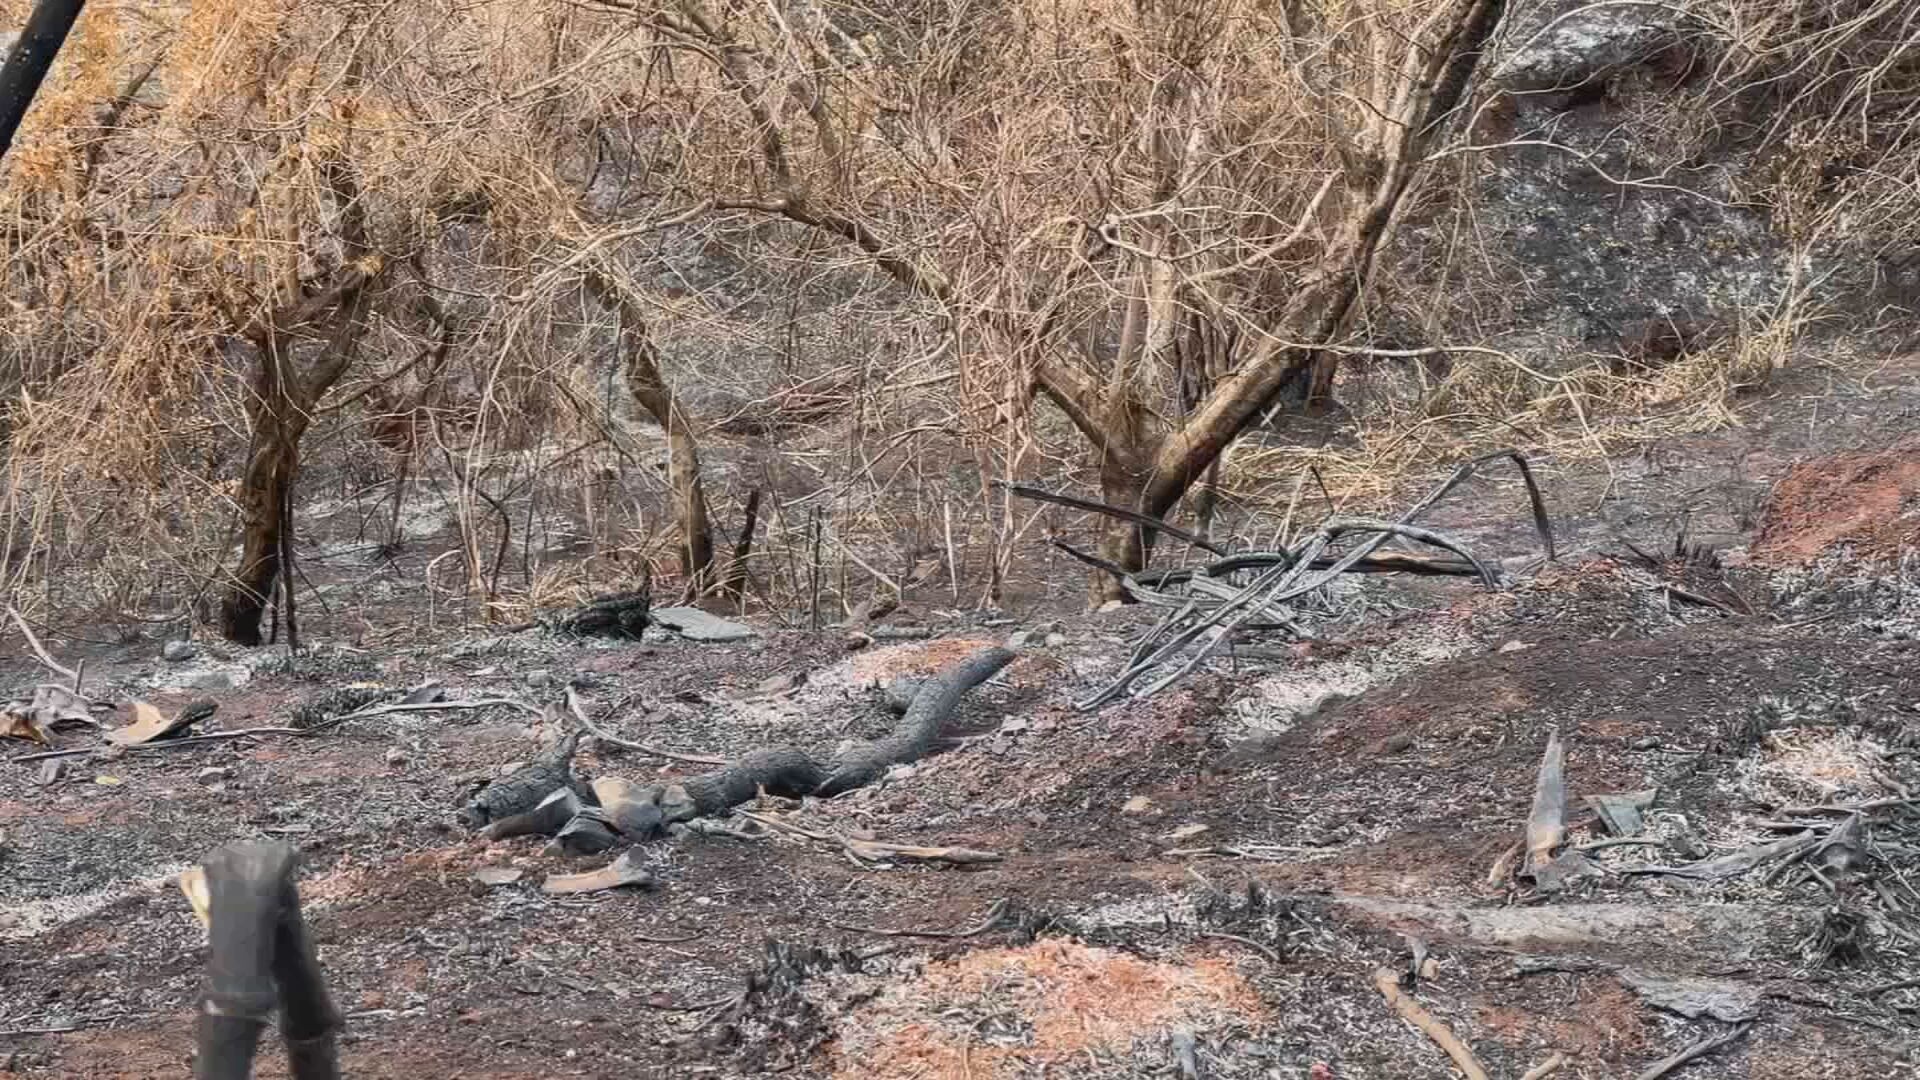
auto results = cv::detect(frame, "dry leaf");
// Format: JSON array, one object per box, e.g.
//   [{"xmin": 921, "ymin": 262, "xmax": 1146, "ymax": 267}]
[
  {"xmin": 2, "ymin": 684, "xmax": 97, "ymax": 743},
  {"xmin": 106, "ymin": 701, "xmax": 183, "ymax": 746},
  {"xmin": 178, "ymin": 866, "xmax": 211, "ymax": 928},
  {"xmin": 1, "ymin": 709, "xmax": 49, "ymax": 744}
]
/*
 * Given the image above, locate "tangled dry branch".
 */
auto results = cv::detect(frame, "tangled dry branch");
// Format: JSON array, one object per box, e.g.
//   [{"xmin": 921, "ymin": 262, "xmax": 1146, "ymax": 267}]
[{"xmin": 1010, "ymin": 450, "xmax": 1555, "ymax": 708}]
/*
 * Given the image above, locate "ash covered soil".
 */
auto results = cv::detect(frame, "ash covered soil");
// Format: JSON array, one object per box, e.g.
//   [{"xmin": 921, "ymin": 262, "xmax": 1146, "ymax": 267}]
[{"xmin": 5, "ymin": 365, "xmax": 1920, "ymax": 1078}]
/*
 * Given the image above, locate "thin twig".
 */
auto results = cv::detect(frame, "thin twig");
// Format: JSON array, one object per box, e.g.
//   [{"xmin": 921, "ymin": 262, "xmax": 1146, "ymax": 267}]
[
  {"xmin": 1520, "ymin": 1052, "xmax": 1569, "ymax": 1080},
  {"xmin": 562, "ymin": 686, "xmax": 727, "ymax": 765},
  {"xmin": 1197, "ymin": 930, "xmax": 1282, "ymax": 964},
  {"xmin": 1634, "ymin": 1022, "xmax": 1753, "ymax": 1080},
  {"xmin": 996, "ymin": 482, "xmax": 1229, "ymax": 556},
  {"xmin": 6, "ymin": 606, "xmax": 80, "ymax": 691},
  {"xmin": 6, "ymin": 697, "xmax": 539, "ymax": 764}
]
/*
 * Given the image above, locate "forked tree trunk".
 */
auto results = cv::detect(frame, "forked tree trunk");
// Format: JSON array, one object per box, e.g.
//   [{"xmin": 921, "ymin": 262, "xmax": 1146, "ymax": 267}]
[
  {"xmin": 1048, "ymin": 0, "xmax": 1506, "ymax": 603},
  {"xmin": 219, "ymin": 157, "xmax": 376, "ymax": 644},
  {"xmin": 219, "ymin": 303, "xmax": 369, "ymax": 645},
  {"xmin": 586, "ymin": 271, "xmax": 716, "ymax": 594}
]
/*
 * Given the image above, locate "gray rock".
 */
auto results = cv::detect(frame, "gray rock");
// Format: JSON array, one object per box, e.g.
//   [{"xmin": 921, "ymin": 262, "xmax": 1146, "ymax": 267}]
[
  {"xmin": 197, "ymin": 766, "xmax": 231, "ymax": 785},
  {"xmin": 161, "ymin": 640, "xmax": 199, "ymax": 663},
  {"xmin": 1494, "ymin": 5, "xmax": 1683, "ymax": 91},
  {"xmin": 650, "ymin": 607, "xmax": 755, "ymax": 642},
  {"xmin": 524, "ymin": 669, "xmax": 554, "ymax": 690},
  {"xmin": 384, "ymin": 746, "xmax": 408, "ymax": 767}
]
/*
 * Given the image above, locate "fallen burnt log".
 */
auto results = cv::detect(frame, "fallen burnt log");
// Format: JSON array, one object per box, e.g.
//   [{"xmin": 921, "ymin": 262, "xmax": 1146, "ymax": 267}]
[
  {"xmin": 1005, "ymin": 450, "xmax": 1555, "ymax": 708},
  {"xmin": 482, "ymin": 646, "xmax": 1016, "ymax": 856},
  {"xmin": 551, "ymin": 586, "xmax": 651, "ymax": 639},
  {"xmin": 460, "ymin": 726, "xmax": 598, "ymax": 828}
]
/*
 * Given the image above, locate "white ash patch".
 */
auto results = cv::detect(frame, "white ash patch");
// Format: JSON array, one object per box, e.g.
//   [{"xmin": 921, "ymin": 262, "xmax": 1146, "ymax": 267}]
[
  {"xmin": 1225, "ymin": 623, "xmax": 1478, "ymax": 737},
  {"xmin": 1729, "ymin": 728, "xmax": 1895, "ymax": 808},
  {"xmin": 0, "ymin": 862, "xmax": 192, "ymax": 942}
]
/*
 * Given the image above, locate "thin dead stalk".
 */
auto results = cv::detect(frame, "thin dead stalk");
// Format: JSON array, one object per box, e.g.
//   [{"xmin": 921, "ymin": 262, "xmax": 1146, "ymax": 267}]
[{"xmin": 1371, "ymin": 967, "xmax": 1490, "ymax": 1080}]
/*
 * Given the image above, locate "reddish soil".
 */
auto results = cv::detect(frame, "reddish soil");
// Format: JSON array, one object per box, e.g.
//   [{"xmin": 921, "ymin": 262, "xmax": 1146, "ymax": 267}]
[{"xmin": 1752, "ymin": 436, "xmax": 1920, "ymax": 565}]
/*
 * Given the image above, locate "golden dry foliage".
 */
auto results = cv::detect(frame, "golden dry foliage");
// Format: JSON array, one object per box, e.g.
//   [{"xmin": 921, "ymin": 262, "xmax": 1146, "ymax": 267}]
[{"xmin": 0, "ymin": 0, "xmax": 1912, "ymax": 620}]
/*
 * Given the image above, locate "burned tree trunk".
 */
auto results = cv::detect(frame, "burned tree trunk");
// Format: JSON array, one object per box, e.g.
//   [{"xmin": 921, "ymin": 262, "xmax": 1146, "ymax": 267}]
[
  {"xmin": 1089, "ymin": 460, "xmax": 1153, "ymax": 608},
  {"xmin": 0, "ymin": 0, "xmax": 88, "ymax": 164},
  {"xmin": 585, "ymin": 271, "xmax": 717, "ymax": 595}
]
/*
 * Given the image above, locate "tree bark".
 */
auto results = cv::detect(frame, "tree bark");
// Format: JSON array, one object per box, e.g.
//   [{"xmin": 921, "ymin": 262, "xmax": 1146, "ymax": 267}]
[
  {"xmin": 220, "ymin": 402, "xmax": 300, "ymax": 645},
  {"xmin": 585, "ymin": 271, "xmax": 716, "ymax": 594}
]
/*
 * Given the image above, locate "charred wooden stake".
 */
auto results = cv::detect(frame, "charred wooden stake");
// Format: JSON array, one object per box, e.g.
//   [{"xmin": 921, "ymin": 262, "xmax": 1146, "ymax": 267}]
[{"xmin": 193, "ymin": 841, "xmax": 340, "ymax": 1080}]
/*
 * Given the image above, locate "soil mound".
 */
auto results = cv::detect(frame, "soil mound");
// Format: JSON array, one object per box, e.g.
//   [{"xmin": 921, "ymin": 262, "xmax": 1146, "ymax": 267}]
[{"xmin": 1752, "ymin": 437, "xmax": 1920, "ymax": 564}]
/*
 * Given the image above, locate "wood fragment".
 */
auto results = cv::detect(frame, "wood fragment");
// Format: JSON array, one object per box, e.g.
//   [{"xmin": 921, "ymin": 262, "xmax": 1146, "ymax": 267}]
[
  {"xmin": 1622, "ymin": 831, "xmax": 1818, "ymax": 881},
  {"xmin": 1519, "ymin": 1052, "xmax": 1569, "ymax": 1080},
  {"xmin": 1525, "ymin": 731, "xmax": 1567, "ymax": 878},
  {"xmin": 1633, "ymin": 1021, "xmax": 1752, "ymax": 1080},
  {"xmin": 1660, "ymin": 583, "xmax": 1739, "ymax": 617},
  {"xmin": 1487, "ymin": 838, "xmax": 1523, "ymax": 885},
  {"xmin": 1371, "ymin": 967, "xmax": 1490, "ymax": 1080},
  {"xmin": 541, "ymin": 850, "xmax": 656, "ymax": 895}
]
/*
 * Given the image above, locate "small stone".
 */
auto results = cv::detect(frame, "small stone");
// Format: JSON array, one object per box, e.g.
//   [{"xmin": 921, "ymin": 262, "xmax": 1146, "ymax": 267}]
[
  {"xmin": 1379, "ymin": 732, "xmax": 1414, "ymax": 754},
  {"xmin": 525, "ymin": 669, "xmax": 554, "ymax": 690},
  {"xmin": 883, "ymin": 763, "xmax": 917, "ymax": 783},
  {"xmin": 197, "ymin": 766, "xmax": 231, "ymax": 784},
  {"xmin": 1498, "ymin": 640, "xmax": 1529, "ymax": 653},
  {"xmin": 1044, "ymin": 632, "xmax": 1068, "ymax": 648},
  {"xmin": 206, "ymin": 782, "xmax": 228, "ymax": 796},
  {"xmin": 1097, "ymin": 599, "xmax": 1124, "ymax": 613},
  {"xmin": 93, "ymin": 775, "xmax": 123, "ymax": 787},
  {"xmin": 1005, "ymin": 630, "xmax": 1038, "ymax": 649},
  {"xmin": 650, "ymin": 607, "xmax": 755, "ymax": 642},
  {"xmin": 1122, "ymin": 795, "xmax": 1155, "ymax": 815},
  {"xmin": 1164, "ymin": 823, "xmax": 1210, "ymax": 842},
  {"xmin": 473, "ymin": 866, "xmax": 523, "ymax": 887},
  {"xmin": 1630, "ymin": 735, "xmax": 1661, "ymax": 750},
  {"xmin": 384, "ymin": 746, "xmax": 408, "ymax": 767},
  {"xmin": 497, "ymin": 760, "xmax": 528, "ymax": 777},
  {"xmin": 161, "ymin": 640, "xmax": 199, "ymax": 662}
]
